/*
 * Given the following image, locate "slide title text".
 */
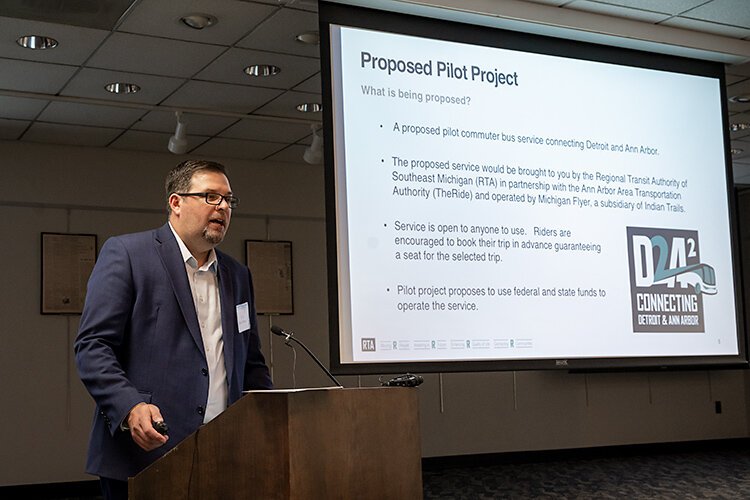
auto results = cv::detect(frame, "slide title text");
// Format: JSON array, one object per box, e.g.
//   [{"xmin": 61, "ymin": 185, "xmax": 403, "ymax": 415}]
[{"xmin": 360, "ymin": 51, "xmax": 519, "ymax": 89}]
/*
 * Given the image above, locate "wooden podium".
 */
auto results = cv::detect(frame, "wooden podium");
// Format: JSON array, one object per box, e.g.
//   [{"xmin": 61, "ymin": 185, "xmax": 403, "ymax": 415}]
[{"xmin": 128, "ymin": 387, "xmax": 422, "ymax": 499}]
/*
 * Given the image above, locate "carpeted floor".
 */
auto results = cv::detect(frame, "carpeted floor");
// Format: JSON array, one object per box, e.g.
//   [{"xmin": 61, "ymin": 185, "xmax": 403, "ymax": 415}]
[
  {"xmin": 423, "ymin": 445, "xmax": 750, "ymax": 499},
  {"xmin": 6, "ymin": 441, "xmax": 750, "ymax": 499}
]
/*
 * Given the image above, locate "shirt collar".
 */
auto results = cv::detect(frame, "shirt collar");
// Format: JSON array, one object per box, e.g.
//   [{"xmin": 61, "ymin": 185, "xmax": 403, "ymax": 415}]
[{"xmin": 168, "ymin": 222, "xmax": 217, "ymax": 272}]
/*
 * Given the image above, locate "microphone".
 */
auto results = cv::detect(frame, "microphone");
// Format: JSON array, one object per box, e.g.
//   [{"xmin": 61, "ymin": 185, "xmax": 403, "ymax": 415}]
[
  {"xmin": 271, "ymin": 325, "xmax": 342, "ymax": 387},
  {"xmin": 380, "ymin": 373, "xmax": 424, "ymax": 387}
]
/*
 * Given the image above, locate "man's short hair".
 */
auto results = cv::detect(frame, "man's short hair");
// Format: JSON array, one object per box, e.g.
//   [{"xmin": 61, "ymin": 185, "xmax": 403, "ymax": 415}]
[{"xmin": 165, "ymin": 160, "xmax": 228, "ymax": 215}]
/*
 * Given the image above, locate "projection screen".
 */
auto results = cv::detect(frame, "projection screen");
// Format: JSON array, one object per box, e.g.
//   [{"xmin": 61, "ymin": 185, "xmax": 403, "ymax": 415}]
[{"xmin": 320, "ymin": 2, "xmax": 745, "ymax": 374}]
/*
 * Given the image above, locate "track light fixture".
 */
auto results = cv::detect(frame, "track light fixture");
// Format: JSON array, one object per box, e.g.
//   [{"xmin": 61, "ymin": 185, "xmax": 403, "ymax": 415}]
[
  {"xmin": 168, "ymin": 111, "xmax": 188, "ymax": 154},
  {"xmin": 303, "ymin": 123, "xmax": 324, "ymax": 164}
]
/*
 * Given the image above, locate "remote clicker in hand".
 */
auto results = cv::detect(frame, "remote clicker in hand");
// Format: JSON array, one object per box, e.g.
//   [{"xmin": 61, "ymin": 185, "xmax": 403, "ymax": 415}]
[{"xmin": 152, "ymin": 421, "xmax": 169, "ymax": 435}]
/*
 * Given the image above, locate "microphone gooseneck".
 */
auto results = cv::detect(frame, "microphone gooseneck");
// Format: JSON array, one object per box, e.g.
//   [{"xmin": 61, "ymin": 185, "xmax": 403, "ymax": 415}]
[{"xmin": 271, "ymin": 325, "xmax": 342, "ymax": 387}]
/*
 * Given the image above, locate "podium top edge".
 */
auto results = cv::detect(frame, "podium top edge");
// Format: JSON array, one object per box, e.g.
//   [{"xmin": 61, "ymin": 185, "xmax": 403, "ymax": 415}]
[
  {"xmin": 243, "ymin": 386, "xmax": 414, "ymax": 394},
  {"xmin": 243, "ymin": 386, "xmax": 343, "ymax": 394}
]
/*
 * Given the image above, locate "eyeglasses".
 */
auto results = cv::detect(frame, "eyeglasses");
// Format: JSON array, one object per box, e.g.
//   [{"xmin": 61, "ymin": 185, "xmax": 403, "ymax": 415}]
[{"xmin": 176, "ymin": 192, "xmax": 239, "ymax": 209}]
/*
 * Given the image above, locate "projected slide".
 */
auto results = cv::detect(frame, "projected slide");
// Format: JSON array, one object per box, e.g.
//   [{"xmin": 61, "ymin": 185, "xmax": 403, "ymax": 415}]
[{"xmin": 328, "ymin": 24, "xmax": 739, "ymax": 366}]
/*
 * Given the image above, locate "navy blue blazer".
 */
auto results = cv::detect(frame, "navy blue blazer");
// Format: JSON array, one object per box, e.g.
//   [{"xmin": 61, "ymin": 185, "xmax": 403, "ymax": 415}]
[{"xmin": 74, "ymin": 223, "xmax": 272, "ymax": 481}]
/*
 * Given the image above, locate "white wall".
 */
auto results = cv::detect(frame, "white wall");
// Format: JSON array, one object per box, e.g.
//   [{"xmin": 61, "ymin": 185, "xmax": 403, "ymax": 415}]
[{"xmin": 0, "ymin": 140, "xmax": 746, "ymax": 486}]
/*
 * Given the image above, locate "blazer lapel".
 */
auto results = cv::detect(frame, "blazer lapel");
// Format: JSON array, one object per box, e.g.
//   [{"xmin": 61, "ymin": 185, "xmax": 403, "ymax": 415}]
[
  {"xmin": 217, "ymin": 258, "xmax": 236, "ymax": 388},
  {"xmin": 154, "ymin": 224, "xmax": 205, "ymax": 356}
]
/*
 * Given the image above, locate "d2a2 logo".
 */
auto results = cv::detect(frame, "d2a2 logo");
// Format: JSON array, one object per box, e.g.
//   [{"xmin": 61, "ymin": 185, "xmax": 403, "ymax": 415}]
[{"xmin": 626, "ymin": 227, "xmax": 717, "ymax": 333}]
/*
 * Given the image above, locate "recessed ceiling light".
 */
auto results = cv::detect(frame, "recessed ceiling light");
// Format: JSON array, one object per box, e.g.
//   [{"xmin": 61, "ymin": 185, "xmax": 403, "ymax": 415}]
[
  {"xmin": 729, "ymin": 95, "xmax": 750, "ymax": 104},
  {"xmin": 730, "ymin": 123, "xmax": 750, "ymax": 132},
  {"xmin": 17, "ymin": 35, "xmax": 58, "ymax": 50},
  {"xmin": 295, "ymin": 31, "xmax": 320, "ymax": 45},
  {"xmin": 180, "ymin": 13, "xmax": 217, "ymax": 30},
  {"xmin": 296, "ymin": 103, "xmax": 322, "ymax": 113},
  {"xmin": 105, "ymin": 82, "xmax": 141, "ymax": 94},
  {"xmin": 731, "ymin": 148, "xmax": 744, "ymax": 155},
  {"xmin": 244, "ymin": 64, "xmax": 281, "ymax": 77}
]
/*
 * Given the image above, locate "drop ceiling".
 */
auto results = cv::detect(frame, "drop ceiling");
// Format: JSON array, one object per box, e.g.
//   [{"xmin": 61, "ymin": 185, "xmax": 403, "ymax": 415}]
[{"xmin": 0, "ymin": 0, "xmax": 748, "ymax": 174}]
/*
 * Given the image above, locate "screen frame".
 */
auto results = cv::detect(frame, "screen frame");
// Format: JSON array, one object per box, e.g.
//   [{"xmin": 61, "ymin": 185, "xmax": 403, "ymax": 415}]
[{"xmin": 319, "ymin": 1, "xmax": 747, "ymax": 375}]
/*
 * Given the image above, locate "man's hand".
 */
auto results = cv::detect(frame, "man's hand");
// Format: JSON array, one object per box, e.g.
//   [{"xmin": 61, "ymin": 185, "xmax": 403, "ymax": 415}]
[{"xmin": 126, "ymin": 402, "xmax": 169, "ymax": 451}]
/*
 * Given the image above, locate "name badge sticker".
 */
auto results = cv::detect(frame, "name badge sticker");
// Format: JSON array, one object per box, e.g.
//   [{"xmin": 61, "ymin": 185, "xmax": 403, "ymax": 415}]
[{"xmin": 236, "ymin": 302, "xmax": 251, "ymax": 333}]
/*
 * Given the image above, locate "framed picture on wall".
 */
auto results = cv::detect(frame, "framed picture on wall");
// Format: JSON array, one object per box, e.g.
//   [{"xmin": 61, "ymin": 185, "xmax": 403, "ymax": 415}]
[
  {"xmin": 245, "ymin": 240, "xmax": 294, "ymax": 315},
  {"xmin": 41, "ymin": 232, "xmax": 97, "ymax": 314}
]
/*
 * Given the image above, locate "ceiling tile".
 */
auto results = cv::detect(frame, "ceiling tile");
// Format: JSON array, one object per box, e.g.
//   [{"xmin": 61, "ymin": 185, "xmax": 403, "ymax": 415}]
[
  {"xmin": 0, "ymin": 0, "xmax": 136, "ymax": 30},
  {"xmin": 726, "ymin": 61, "xmax": 750, "ymax": 77},
  {"xmin": 37, "ymin": 102, "xmax": 146, "ymax": 128},
  {"xmin": 117, "ymin": 0, "xmax": 277, "ymax": 46},
  {"xmin": 732, "ymin": 165, "xmax": 750, "ymax": 184},
  {"xmin": 252, "ymin": 2, "xmax": 317, "ymax": 14},
  {"xmin": 162, "ymin": 81, "xmax": 283, "ymax": 113},
  {"xmin": 252, "ymin": 90, "xmax": 321, "ymax": 119},
  {"xmin": 195, "ymin": 47, "xmax": 319, "ymax": 89},
  {"xmin": 131, "ymin": 110, "xmax": 238, "ymax": 135},
  {"xmin": 109, "ymin": 129, "xmax": 209, "ymax": 153},
  {"xmin": 726, "ymin": 75, "xmax": 749, "ymax": 85},
  {"xmin": 731, "ymin": 139, "xmax": 750, "ymax": 163},
  {"xmin": 296, "ymin": 2, "xmax": 318, "ymax": 13},
  {"xmin": 566, "ymin": 1, "xmax": 670, "ymax": 22},
  {"xmin": 726, "ymin": 75, "xmax": 749, "ymax": 86},
  {"xmin": 0, "ymin": 58, "xmax": 77, "ymax": 93},
  {"xmin": 0, "ymin": 96, "xmax": 49, "ymax": 120},
  {"xmin": 661, "ymin": 16, "xmax": 750, "ymax": 38},
  {"xmin": 220, "ymin": 117, "xmax": 312, "ymax": 143},
  {"xmin": 583, "ymin": 1, "xmax": 709, "ymax": 15},
  {"xmin": 521, "ymin": 0, "xmax": 569, "ymax": 5},
  {"xmin": 730, "ymin": 111, "xmax": 750, "ymax": 133},
  {"xmin": 0, "ymin": 0, "xmax": 747, "ymax": 165},
  {"xmin": 297, "ymin": 132, "xmax": 314, "ymax": 146},
  {"xmin": 21, "ymin": 122, "xmax": 122, "ymax": 147},
  {"xmin": 727, "ymin": 78, "xmax": 750, "ymax": 113},
  {"xmin": 264, "ymin": 143, "xmax": 312, "ymax": 164},
  {"xmin": 681, "ymin": 0, "xmax": 750, "ymax": 29},
  {"xmin": 294, "ymin": 72, "xmax": 321, "ymax": 93},
  {"xmin": 237, "ymin": 7, "xmax": 319, "ymax": 58},
  {"xmin": 60, "ymin": 68, "xmax": 186, "ymax": 105},
  {"xmin": 729, "ymin": 103, "xmax": 750, "ymax": 114},
  {"xmin": 735, "ymin": 167, "xmax": 750, "ymax": 182},
  {"xmin": 0, "ymin": 16, "xmax": 109, "ymax": 65},
  {"xmin": 0, "ymin": 117, "xmax": 29, "ymax": 140},
  {"xmin": 85, "ymin": 32, "xmax": 226, "ymax": 78},
  {"xmin": 727, "ymin": 78, "xmax": 750, "ymax": 94},
  {"xmin": 191, "ymin": 137, "xmax": 286, "ymax": 160},
  {"xmin": 731, "ymin": 128, "xmax": 750, "ymax": 142}
]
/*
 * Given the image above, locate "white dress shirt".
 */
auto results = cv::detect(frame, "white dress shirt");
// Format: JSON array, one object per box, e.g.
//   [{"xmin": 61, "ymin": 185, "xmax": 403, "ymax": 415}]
[{"xmin": 170, "ymin": 224, "xmax": 228, "ymax": 423}]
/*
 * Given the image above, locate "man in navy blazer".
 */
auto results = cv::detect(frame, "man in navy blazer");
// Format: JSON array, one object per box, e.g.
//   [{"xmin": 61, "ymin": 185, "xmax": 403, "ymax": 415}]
[{"xmin": 75, "ymin": 160, "xmax": 272, "ymax": 499}]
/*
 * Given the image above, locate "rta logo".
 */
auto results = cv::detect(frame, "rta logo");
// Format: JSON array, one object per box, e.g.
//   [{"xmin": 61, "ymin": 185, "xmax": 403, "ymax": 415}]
[{"xmin": 361, "ymin": 338, "xmax": 376, "ymax": 351}]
